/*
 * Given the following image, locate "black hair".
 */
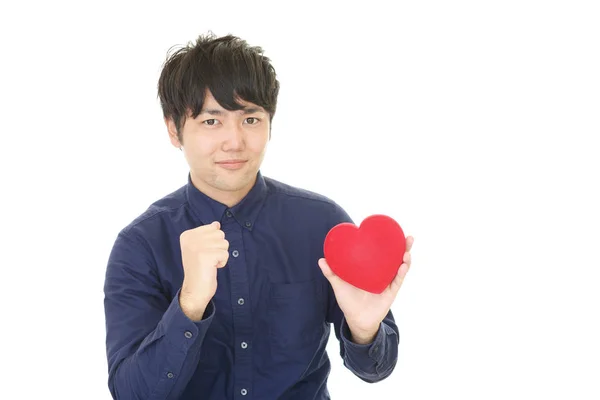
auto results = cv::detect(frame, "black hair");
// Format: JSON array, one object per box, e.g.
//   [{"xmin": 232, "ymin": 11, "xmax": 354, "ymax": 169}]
[{"xmin": 157, "ymin": 32, "xmax": 280, "ymax": 141}]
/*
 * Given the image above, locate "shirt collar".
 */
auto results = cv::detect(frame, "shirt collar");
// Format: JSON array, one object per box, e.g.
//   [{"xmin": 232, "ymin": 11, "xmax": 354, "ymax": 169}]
[{"xmin": 185, "ymin": 170, "xmax": 268, "ymax": 231}]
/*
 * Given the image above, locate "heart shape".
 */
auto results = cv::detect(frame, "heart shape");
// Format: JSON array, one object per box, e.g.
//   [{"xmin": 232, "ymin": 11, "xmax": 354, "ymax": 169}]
[{"xmin": 323, "ymin": 214, "xmax": 406, "ymax": 294}]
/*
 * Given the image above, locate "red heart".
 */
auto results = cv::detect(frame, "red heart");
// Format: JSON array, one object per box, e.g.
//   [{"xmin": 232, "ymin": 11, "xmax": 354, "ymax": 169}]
[{"xmin": 323, "ymin": 214, "xmax": 406, "ymax": 294}]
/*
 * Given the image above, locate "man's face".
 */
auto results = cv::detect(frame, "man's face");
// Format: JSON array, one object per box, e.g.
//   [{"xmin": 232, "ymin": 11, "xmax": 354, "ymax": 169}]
[{"xmin": 167, "ymin": 90, "xmax": 270, "ymax": 203}]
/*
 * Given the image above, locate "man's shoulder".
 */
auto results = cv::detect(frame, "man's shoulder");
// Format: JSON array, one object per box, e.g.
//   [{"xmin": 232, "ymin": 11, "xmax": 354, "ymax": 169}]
[
  {"xmin": 264, "ymin": 176, "xmax": 336, "ymax": 205},
  {"xmin": 263, "ymin": 176, "xmax": 352, "ymax": 222},
  {"xmin": 120, "ymin": 184, "xmax": 188, "ymax": 236}
]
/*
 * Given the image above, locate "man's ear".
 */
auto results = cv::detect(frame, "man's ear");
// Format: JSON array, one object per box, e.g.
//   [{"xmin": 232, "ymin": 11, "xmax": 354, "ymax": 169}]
[{"xmin": 165, "ymin": 118, "xmax": 182, "ymax": 149}]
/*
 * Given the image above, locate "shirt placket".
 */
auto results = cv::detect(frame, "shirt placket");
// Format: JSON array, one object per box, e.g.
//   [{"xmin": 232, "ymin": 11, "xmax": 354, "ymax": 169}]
[{"xmin": 223, "ymin": 211, "xmax": 253, "ymax": 398}]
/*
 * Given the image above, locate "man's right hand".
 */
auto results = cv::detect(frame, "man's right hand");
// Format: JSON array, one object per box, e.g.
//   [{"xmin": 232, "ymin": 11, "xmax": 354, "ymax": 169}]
[{"xmin": 178, "ymin": 221, "xmax": 229, "ymax": 321}]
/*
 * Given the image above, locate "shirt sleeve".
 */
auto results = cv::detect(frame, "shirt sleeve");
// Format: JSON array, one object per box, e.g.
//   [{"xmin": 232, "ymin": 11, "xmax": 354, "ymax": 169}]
[
  {"xmin": 338, "ymin": 311, "xmax": 399, "ymax": 382},
  {"xmin": 326, "ymin": 285, "xmax": 400, "ymax": 383},
  {"xmin": 103, "ymin": 230, "xmax": 215, "ymax": 400}
]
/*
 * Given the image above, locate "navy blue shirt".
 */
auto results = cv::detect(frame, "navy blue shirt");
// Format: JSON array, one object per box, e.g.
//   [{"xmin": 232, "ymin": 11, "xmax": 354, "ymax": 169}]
[{"xmin": 103, "ymin": 171, "xmax": 399, "ymax": 400}]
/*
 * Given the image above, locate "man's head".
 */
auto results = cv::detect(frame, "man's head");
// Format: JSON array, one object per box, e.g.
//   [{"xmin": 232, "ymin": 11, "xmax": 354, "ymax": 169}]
[{"xmin": 157, "ymin": 32, "xmax": 280, "ymax": 206}]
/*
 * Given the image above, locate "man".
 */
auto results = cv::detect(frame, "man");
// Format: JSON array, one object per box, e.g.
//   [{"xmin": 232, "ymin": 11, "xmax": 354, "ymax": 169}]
[{"xmin": 103, "ymin": 32, "xmax": 414, "ymax": 400}]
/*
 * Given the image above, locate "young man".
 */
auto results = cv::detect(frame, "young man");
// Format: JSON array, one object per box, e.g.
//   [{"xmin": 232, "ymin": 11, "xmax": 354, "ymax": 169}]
[{"xmin": 103, "ymin": 32, "xmax": 414, "ymax": 400}]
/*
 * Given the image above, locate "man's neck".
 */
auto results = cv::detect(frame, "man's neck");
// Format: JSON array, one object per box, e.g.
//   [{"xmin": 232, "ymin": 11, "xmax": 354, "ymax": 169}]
[{"xmin": 190, "ymin": 174, "xmax": 255, "ymax": 208}]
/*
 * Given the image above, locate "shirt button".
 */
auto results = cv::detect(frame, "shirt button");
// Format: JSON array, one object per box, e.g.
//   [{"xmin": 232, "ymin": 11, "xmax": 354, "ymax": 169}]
[
  {"xmin": 241, "ymin": 341, "xmax": 248, "ymax": 349},
  {"xmin": 167, "ymin": 372, "xmax": 174, "ymax": 379},
  {"xmin": 241, "ymin": 389, "xmax": 248, "ymax": 396},
  {"xmin": 184, "ymin": 331, "xmax": 193, "ymax": 339},
  {"xmin": 232, "ymin": 250, "xmax": 239, "ymax": 257},
  {"xmin": 238, "ymin": 298, "xmax": 245, "ymax": 305},
  {"xmin": 244, "ymin": 221, "xmax": 252, "ymax": 228},
  {"xmin": 226, "ymin": 210, "xmax": 232, "ymax": 217}
]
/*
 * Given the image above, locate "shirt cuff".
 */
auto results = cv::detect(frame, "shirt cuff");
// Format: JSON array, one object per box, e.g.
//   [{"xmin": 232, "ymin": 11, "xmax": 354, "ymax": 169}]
[
  {"xmin": 158, "ymin": 289, "xmax": 216, "ymax": 353},
  {"xmin": 340, "ymin": 317, "xmax": 387, "ymax": 365}
]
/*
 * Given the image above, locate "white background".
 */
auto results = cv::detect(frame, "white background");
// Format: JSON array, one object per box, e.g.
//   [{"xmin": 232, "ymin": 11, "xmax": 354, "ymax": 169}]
[{"xmin": 1, "ymin": 0, "xmax": 599, "ymax": 398}]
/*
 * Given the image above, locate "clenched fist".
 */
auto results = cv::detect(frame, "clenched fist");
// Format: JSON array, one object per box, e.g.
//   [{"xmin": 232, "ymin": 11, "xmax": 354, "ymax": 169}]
[{"xmin": 178, "ymin": 221, "xmax": 229, "ymax": 320}]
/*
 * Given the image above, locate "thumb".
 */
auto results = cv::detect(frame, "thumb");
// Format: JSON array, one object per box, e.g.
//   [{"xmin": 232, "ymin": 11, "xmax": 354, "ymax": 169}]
[{"xmin": 318, "ymin": 258, "xmax": 340, "ymax": 283}]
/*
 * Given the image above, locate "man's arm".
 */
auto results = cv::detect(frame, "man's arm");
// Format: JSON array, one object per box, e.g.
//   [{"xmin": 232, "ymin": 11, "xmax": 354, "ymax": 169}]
[
  {"xmin": 326, "ymin": 285, "xmax": 399, "ymax": 383},
  {"xmin": 103, "ymin": 230, "xmax": 214, "ymax": 400},
  {"xmin": 322, "ymin": 203, "xmax": 400, "ymax": 382}
]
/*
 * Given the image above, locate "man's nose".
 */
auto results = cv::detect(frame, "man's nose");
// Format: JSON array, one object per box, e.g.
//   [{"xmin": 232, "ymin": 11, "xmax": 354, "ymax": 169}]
[{"xmin": 223, "ymin": 123, "xmax": 244, "ymax": 150}]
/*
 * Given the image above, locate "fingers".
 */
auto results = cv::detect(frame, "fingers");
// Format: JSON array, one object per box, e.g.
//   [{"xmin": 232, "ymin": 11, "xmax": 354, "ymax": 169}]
[
  {"xmin": 389, "ymin": 262, "xmax": 409, "ymax": 294},
  {"xmin": 403, "ymin": 251, "xmax": 411, "ymax": 265},
  {"xmin": 405, "ymin": 236, "xmax": 414, "ymax": 252},
  {"xmin": 202, "ymin": 222, "xmax": 229, "ymax": 248},
  {"xmin": 401, "ymin": 235, "xmax": 413, "ymax": 271},
  {"xmin": 197, "ymin": 221, "xmax": 221, "ymax": 233},
  {"xmin": 202, "ymin": 223, "xmax": 224, "ymax": 237},
  {"xmin": 391, "ymin": 237, "xmax": 413, "ymax": 294},
  {"xmin": 209, "ymin": 249, "xmax": 229, "ymax": 268},
  {"xmin": 208, "ymin": 221, "xmax": 220, "ymax": 230},
  {"xmin": 206, "ymin": 238, "xmax": 229, "ymax": 250}
]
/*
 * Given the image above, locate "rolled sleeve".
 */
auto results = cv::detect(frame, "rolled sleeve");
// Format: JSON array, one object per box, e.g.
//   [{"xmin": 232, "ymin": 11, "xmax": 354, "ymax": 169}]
[{"xmin": 339, "ymin": 316, "xmax": 399, "ymax": 382}]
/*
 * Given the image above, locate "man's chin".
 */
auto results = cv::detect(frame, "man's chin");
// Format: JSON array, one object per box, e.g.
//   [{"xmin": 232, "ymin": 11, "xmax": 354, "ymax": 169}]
[{"xmin": 216, "ymin": 175, "xmax": 256, "ymax": 192}]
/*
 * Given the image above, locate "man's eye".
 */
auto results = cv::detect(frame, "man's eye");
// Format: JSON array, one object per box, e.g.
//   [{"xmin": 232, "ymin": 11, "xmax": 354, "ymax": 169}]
[
  {"xmin": 245, "ymin": 117, "xmax": 260, "ymax": 125},
  {"xmin": 203, "ymin": 119, "xmax": 219, "ymax": 126}
]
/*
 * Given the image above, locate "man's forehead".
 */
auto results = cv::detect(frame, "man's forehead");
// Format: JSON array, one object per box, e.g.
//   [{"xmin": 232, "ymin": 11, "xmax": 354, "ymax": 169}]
[
  {"xmin": 201, "ymin": 98, "xmax": 265, "ymax": 114},
  {"xmin": 203, "ymin": 89, "xmax": 261, "ymax": 108}
]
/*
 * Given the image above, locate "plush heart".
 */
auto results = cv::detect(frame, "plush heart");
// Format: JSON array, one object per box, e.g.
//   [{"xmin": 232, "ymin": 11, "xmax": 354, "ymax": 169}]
[{"xmin": 323, "ymin": 214, "xmax": 406, "ymax": 294}]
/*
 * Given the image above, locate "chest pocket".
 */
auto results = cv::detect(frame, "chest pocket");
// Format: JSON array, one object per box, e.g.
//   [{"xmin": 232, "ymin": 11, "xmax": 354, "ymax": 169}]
[{"xmin": 268, "ymin": 279, "xmax": 325, "ymax": 352}]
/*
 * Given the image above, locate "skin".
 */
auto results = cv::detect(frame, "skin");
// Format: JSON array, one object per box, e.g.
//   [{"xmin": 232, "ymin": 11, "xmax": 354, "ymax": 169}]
[
  {"xmin": 166, "ymin": 89, "xmax": 270, "ymax": 208},
  {"xmin": 167, "ymin": 89, "xmax": 415, "ymax": 343},
  {"xmin": 319, "ymin": 237, "xmax": 414, "ymax": 344}
]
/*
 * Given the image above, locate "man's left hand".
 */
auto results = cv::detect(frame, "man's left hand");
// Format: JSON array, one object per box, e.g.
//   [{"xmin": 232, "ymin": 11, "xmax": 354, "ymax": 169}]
[{"xmin": 318, "ymin": 235, "xmax": 414, "ymax": 344}]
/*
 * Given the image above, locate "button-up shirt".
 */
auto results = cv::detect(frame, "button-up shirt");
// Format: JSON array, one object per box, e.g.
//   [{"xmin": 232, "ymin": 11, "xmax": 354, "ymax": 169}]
[{"xmin": 103, "ymin": 171, "xmax": 399, "ymax": 399}]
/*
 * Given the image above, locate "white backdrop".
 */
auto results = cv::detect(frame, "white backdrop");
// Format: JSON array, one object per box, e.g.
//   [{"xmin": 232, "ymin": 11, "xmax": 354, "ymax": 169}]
[{"xmin": 1, "ymin": 0, "xmax": 599, "ymax": 399}]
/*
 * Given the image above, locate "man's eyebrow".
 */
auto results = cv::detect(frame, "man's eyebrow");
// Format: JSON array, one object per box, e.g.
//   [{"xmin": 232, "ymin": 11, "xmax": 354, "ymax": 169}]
[
  {"xmin": 241, "ymin": 107, "xmax": 266, "ymax": 114},
  {"xmin": 199, "ymin": 107, "xmax": 265, "ymax": 116},
  {"xmin": 199, "ymin": 109, "xmax": 224, "ymax": 116}
]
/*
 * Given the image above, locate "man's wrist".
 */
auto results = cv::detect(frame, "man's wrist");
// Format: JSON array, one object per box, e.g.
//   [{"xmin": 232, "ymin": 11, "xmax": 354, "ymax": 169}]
[
  {"xmin": 347, "ymin": 321, "xmax": 380, "ymax": 345},
  {"xmin": 179, "ymin": 291, "xmax": 209, "ymax": 322}
]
